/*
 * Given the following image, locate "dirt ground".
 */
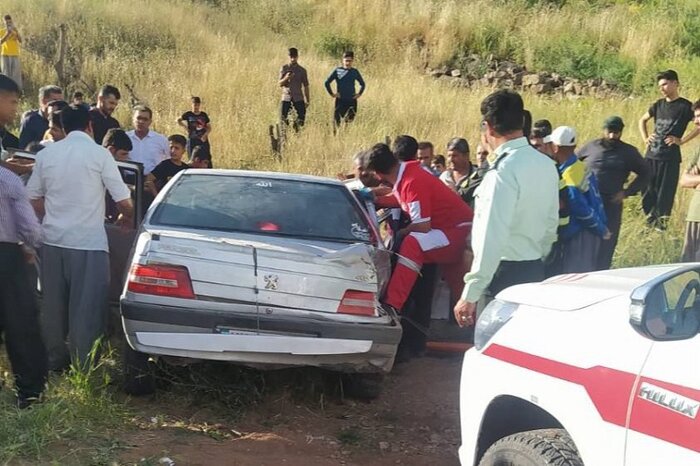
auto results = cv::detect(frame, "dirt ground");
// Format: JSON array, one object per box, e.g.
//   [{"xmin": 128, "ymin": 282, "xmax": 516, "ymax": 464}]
[{"xmin": 117, "ymin": 354, "xmax": 464, "ymax": 466}]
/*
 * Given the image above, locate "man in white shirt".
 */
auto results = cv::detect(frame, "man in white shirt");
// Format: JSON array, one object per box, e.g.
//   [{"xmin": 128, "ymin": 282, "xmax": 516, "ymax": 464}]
[
  {"xmin": 27, "ymin": 105, "xmax": 133, "ymax": 371},
  {"xmin": 126, "ymin": 105, "xmax": 168, "ymax": 175},
  {"xmin": 453, "ymin": 90, "xmax": 559, "ymax": 327}
]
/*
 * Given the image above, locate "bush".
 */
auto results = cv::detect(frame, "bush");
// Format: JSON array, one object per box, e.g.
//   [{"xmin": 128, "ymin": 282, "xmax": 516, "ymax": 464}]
[
  {"xmin": 679, "ymin": 14, "xmax": 700, "ymax": 56},
  {"xmin": 315, "ymin": 33, "xmax": 355, "ymax": 58},
  {"xmin": 528, "ymin": 38, "xmax": 635, "ymax": 89}
]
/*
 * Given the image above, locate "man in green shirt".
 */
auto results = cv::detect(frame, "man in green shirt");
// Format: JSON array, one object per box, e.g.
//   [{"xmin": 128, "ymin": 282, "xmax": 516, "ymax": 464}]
[
  {"xmin": 453, "ymin": 90, "xmax": 560, "ymax": 327},
  {"xmin": 679, "ymin": 100, "xmax": 700, "ymax": 262}
]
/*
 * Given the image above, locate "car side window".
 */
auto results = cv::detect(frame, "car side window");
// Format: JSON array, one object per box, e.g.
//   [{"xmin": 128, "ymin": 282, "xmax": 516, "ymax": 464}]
[
  {"xmin": 646, "ymin": 271, "xmax": 700, "ymax": 338},
  {"xmin": 105, "ymin": 164, "xmax": 142, "ymax": 228}
]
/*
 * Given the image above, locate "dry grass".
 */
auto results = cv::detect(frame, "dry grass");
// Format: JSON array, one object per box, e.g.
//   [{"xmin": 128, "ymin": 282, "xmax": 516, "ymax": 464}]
[
  {"xmin": 0, "ymin": 0, "xmax": 697, "ymax": 462},
  {"xmin": 4, "ymin": 0, "xmax": 698, "ymax": 267}
]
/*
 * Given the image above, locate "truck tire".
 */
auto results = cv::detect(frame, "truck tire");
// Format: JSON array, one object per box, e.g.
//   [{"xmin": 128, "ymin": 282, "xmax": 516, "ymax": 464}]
[
  {"xmin": 342, "ymin": 373, "xmax": 385, "ymax": 400},
  {"xmin": 479, "ymin": 428, "xmax": 583, "ymax": 466},
  {"xmin": 122, "ymin": 342, "xmax": 156, "ymax": 396}
]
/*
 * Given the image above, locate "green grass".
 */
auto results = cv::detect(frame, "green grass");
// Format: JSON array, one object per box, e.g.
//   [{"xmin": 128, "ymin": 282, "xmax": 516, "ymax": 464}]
[
  {"xmin": 0, "ymin": 0, "xmax": 698, "ymax": 461},
  {"xmin": 0, "ymin": 344, "xmax": 128, "ymax": 465}
]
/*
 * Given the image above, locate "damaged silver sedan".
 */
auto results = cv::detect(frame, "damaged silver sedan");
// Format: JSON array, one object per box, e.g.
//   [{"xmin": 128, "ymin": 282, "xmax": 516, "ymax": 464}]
[{"xmin": 120, "ymin": 170, "xmax": 401, "ymax": 397}]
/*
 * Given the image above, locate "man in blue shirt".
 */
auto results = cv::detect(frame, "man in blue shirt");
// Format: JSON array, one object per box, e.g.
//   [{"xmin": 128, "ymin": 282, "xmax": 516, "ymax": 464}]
[
  {"xmin": 324, "ymin": 51, "xmax": 365, "ymax": 130},
  {"xmin": 545, "ymin": 126, "xmax": 610, "ymax": 273}
]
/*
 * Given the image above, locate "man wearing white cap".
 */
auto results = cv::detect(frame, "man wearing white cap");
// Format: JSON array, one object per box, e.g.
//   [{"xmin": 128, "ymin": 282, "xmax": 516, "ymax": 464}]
[{"xmin": 544, "ymin": 126, "xmax": 610, "ymax": 273}]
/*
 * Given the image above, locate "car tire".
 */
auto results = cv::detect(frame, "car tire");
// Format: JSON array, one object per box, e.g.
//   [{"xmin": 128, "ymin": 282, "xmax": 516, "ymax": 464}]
[
  {"xmin": 478, "ymin": 428, "xmax": 583, "ymax": 466},
  {"xmin": 122, "ymin": 342, "xmax": 156, "ymax": 396},
  {"xmin": 342, "ymin": 373, "xmax": 385, "ymax": 400}
]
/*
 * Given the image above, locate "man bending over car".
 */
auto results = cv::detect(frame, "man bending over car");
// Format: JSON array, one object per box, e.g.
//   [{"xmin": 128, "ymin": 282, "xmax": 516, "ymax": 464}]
[{"xmin": 366, "ymin": 143, "xmax": 473, "ymax": 313}]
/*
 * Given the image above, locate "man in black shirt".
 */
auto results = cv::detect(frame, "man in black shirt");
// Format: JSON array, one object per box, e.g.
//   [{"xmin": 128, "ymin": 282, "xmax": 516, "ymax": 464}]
[
  {"xmin": 579, "ymin": 116, "xmax": 650, "ymax": 270},
  {"xmin": 177, "ymin": 96, "xmax": 211, "ymax": 157},
  {"xmin": 18, "ymin": 85, "xmax": 63, "ymax": 148},
  {"xmin": 88, "ymin": 85, "xmax": 121, "ymax": 145},
  {"xmin": 146, "ymin": 134, "xmax": 189, "ymax": 195},
  {"xmin": 0, "ymin": 125, "xmax": 18, "ymax": 149},
  {"xmin": 639, "ymin": 70, "xmax": 699, "ymax": 229}
]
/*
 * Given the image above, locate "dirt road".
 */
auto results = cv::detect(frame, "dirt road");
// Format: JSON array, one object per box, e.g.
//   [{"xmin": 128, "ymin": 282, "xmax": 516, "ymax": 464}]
[{"xmin": 118, "ymin": 354, "xmax": 464, "ymax": 465}]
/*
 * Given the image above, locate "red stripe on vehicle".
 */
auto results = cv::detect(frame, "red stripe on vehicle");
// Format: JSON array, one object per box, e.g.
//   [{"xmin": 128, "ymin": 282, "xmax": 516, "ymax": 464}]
[{"xmin": 483, "ymin": 344, "xmax": 700, "ymax": 452}]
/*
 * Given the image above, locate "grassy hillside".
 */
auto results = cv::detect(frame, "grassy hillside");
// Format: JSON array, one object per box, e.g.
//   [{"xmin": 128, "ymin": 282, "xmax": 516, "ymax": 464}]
[
  {"xmin": 0, "ymin": 1, "xmax": 697, "ymax": 462},
  {"xmin": 6, "ymin": 0, "xmax": 699, "ymax": 267}
]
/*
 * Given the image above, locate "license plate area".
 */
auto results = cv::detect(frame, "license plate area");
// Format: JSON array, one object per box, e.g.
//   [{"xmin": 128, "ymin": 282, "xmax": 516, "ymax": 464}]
[{"xmin": 214, "ymin": 326, "xmax": 258, "ymax": 336}]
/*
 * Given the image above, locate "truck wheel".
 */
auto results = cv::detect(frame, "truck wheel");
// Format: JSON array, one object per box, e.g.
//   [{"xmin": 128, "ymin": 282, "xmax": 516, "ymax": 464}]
[
  {"xmin": 342, "ymin": 373, "xmax": 385, "ymax": 400},
  {"xmin": 479, "ymin": 428, "xmax": 583, "ymax": 466},
  {"xmin": 122, "ymin": 342, "xmax": 156, "ymax": 396}
]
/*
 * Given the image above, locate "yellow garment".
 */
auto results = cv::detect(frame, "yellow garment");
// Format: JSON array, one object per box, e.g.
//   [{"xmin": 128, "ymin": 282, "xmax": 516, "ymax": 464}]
[{"xmin": 0, "ymin": 29, "xmax": 20, "ymax": 56}]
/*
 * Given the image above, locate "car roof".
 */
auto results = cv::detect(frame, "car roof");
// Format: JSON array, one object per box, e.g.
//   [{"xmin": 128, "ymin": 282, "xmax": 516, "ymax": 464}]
[
  {"xmin": 180, "ymin": 169, "xmax": 344, "ymax": 186},
  {"xmin": 498, "ymin": 264, "xmax": 697, "ymax": 311}
]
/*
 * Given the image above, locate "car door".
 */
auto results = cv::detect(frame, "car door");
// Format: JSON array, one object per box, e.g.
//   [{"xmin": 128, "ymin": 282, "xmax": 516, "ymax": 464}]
[
  {"xmin": 106, "ymin": 161, "xmax": 144, "ymax": 302},
  {"xmin": 625, "ymin": 270, "xmax": 700, "ymax": 465}
]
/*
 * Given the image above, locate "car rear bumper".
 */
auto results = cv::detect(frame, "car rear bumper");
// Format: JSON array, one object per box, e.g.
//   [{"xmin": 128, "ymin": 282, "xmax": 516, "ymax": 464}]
[{"xmin": 121, "ymin": 300, "xmax": 401, "ymax": 372}]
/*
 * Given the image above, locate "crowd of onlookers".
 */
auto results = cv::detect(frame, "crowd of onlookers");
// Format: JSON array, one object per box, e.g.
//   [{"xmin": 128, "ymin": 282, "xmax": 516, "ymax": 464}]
[
  {"xmin": 0, "ymin": 73, "xmax": 217, "ymax": 408},
  {"xmin": 339, "ymin": 69, "xmax": 700, "ymax": 360},
  {"xmin": 1, "ymin": 23, "xmax": 700, "ymax": 408}
]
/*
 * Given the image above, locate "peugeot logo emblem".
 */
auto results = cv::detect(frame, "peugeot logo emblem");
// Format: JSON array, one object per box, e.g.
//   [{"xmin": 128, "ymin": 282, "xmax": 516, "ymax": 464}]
[{"xmin": 264, "ymin": 274, "xmax": 279, "ymax": 290}]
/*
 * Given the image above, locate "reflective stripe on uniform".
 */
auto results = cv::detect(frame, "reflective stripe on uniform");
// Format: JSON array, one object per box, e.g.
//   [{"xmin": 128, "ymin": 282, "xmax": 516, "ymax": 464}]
[{"xmin": 397, "ymin": 255, "xmax": 422, "ymax": 273}]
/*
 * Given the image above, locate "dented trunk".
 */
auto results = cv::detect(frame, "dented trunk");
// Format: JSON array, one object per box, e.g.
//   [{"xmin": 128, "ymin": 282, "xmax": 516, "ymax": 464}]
[{"xmin": 133, "ymin": 228, "xmax": 391, "ymax": 316}]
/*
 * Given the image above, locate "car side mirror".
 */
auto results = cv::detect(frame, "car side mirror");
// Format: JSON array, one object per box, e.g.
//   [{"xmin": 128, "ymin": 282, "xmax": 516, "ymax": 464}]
[{"xmin": 630, "ymin": 267, "xmax": 700, "ymax": 341}]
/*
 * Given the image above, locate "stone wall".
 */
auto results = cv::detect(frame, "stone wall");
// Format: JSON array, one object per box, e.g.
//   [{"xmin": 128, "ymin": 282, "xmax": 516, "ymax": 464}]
[{"xmin": 427, "ymin": 56, "xmax": 625, "ymax": 97}]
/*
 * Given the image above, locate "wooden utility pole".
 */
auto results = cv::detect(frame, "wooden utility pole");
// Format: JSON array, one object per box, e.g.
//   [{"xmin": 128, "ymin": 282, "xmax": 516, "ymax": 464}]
[{"xmin": 54, "ymin": 24, "xmax": 68, "ymax": 89}]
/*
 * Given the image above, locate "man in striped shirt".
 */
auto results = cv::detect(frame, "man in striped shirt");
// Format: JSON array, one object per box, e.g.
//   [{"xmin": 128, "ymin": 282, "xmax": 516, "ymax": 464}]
[{"xmin": 0, "ymin": 74, "xmax": 47, "ymax": 408}]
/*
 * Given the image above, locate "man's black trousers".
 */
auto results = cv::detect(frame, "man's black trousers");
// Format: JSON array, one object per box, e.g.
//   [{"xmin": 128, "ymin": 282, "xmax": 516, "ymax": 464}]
[
  {"xmin": 488, "ymin": 259, "xmax": 545, "ymax": 298},
  {"xmin": 0, "ymin": 243, "xmax": 47, "ymax": 398},
  {"xmin": 281, "ymin": 100, "xmax": 306, "ymax": 128},
  {"xmin": 597, "ymin": 195, "xmax": 623, "ymax": 270},
  {"xmin": 642, "ymin": 158, "xmax": 680, "ymax": 226},
  {"xmin": 334, "ymin": 99, "xmax": 357, "ymax": 127}
]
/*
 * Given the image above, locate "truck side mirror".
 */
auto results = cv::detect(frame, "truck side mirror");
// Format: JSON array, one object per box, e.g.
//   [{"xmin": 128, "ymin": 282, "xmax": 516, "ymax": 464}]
[{"xmin": 630, "ymin": 268, "xmax": 700, "ymax": 341}]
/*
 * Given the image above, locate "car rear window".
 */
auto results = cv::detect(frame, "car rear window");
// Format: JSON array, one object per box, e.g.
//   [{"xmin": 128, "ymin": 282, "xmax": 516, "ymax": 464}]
[{"xmin": 150, "ymin": 174, "xmax": 373, "ymax": 243}]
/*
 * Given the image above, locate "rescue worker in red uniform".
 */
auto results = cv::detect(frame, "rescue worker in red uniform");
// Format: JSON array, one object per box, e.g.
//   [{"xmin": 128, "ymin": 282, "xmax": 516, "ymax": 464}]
[{"xmin": 366, "ymin": 143, "xmax": 473, "ymax": 312}]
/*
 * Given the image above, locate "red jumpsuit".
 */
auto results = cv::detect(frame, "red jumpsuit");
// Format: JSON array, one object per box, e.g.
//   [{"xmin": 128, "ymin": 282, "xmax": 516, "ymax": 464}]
[{"xmin": 381, "ymin": 161, "xmax": 473, "ymax": 311}]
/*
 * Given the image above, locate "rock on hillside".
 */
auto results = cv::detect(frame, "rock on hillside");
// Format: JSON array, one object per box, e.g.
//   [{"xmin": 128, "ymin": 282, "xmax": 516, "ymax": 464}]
[{"xmin": 427, "ymin": 55, "xmax": 624, "ymax": 97}]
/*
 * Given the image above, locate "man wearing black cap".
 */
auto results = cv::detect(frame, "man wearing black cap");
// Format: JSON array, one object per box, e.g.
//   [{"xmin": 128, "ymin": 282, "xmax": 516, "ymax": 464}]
[
  {"xmin": 529, "ymin": 119, "xmax": 553, "ymax": 152},
  {"xmin": 279, "ymin": 47, "xmax": 309, "ymax": 131},
  {"xmin": 325, "ymin": 51, "xmax": 365, "ymax": 129},
  {"xmin": 639, "ymin": 70, "xmax": 699, "ymax": 229},
  {"xmin": 578, "ymin": 116, "xmax": 650, "ymax": 270}
]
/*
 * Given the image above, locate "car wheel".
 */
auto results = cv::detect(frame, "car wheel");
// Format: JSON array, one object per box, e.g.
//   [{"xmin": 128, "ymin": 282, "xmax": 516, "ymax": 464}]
[
  {"xmin": 122, "ymin": 342, "xmax": 156, "ymax": 396},
  {"xmin": 478, "ymin": 428, "xmax": 583, "ymax": 466},
  {"xmin": 342, "ymin": 373, "xmax": 385, "ymax": 400}
]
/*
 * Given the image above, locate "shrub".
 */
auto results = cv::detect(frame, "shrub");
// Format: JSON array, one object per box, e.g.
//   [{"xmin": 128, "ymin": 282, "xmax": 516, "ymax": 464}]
[
  {"xmin": 528, "ymin": 38, "xmax": 635, "ymax": 89},
  {"xmin": 679, "ymin": 14, "xmax": 700, "ymax": 56},
  {"xmin": 315, "ymin": 33, "xmax": 355, "ymax": 58}
]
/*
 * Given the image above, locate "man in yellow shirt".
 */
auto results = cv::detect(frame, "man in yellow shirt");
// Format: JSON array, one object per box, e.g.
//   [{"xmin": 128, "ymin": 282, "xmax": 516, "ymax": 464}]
[{"xmin": 0, "ymin": 15, "xmax": 22, "ymax": 89}]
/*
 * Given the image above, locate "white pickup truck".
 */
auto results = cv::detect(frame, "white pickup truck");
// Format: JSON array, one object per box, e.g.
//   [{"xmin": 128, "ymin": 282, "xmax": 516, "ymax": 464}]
[{"xmin": 459, "ymin": 265, "xmax": 700, "ymax": 466}]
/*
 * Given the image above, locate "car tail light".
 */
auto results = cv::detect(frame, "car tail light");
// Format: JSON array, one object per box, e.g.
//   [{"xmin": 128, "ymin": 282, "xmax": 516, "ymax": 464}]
[
  {"xmin": 127, "ymin": 264, "xmax": 195, "ymax": 299},
  {"xmin": 337, "ymin": 290, "xmax": 376, "ymax": 316}
]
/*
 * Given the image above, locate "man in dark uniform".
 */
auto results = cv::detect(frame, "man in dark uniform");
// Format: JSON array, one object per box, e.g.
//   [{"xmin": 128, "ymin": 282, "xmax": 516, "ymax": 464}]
[{"xmin": 578, "ymin": 116, "xmax": 650, "ymax": 270}]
